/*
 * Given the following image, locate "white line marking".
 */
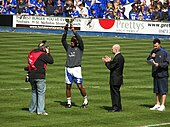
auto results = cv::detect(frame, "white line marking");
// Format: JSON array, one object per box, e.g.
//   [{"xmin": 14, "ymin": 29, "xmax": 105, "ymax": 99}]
[
  {"xmin": 140, "ymin": 122, "xmax": 170, "ymax": 127},
  {"xmin": 0, "ymin": 88, "xmax": 30, "ymax": 91},
  {"xmin": 0, "ymin": 85, "xmax": 152, "ymax": 91}
]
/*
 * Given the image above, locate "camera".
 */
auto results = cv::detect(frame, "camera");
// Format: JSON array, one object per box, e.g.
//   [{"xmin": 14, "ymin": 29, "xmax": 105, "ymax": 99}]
[
  {"xmin": 24, "ymin": 67, "xmax": 30, "ymax": 82},
  {"xmin": 25, "ymin": 73, "xmax": 30, "ymax": 82}
]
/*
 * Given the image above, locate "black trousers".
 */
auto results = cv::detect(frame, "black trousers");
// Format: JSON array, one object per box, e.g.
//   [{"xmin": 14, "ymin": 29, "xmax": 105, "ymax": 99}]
[{"xmin": 110, "ymin": 85, "xmax": 122, "ymax": 111}]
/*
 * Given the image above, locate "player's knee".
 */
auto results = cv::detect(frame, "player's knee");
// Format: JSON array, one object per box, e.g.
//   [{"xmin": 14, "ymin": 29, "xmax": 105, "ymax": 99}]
[
  {"xmin": 66, "ymin": 84, "xmax": 72, "ymax": 89},
  {"xmin": 77, "ymin": 84, "xmax": 83, "ymax": 89}
]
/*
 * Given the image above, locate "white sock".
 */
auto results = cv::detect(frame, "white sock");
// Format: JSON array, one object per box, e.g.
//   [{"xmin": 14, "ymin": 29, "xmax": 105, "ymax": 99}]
[
  {"xmin": 83, "ymin": 96, "xmax": 88, "ymax": 105},
  {"xmin": 67, "ymin": 97, "xmax": 71, "ymax": 105}
]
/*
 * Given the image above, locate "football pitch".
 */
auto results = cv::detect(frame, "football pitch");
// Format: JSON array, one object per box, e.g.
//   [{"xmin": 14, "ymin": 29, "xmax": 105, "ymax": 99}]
[{"xmin": 0, "ymin": 32, "xmax": 170, "ymax": 127}]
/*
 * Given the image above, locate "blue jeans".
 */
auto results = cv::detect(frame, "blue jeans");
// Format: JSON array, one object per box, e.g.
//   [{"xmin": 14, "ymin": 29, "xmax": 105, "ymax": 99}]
[{"xmin": 29, "ymin": 79, "xmax": 46, "ymax": 113}]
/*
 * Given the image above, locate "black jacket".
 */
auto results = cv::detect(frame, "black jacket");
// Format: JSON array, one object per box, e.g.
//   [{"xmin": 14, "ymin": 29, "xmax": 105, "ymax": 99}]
[
  {"xmin": 29, "ymin": 49, "xmax": 54, "ymax": 79},
  {"xmin": 105, "ymin": 53, "xmax": 125, "ymax": 86},
  {"xmin": 147, "ymin": 48, "xmax": 169, "ymax": 78}
]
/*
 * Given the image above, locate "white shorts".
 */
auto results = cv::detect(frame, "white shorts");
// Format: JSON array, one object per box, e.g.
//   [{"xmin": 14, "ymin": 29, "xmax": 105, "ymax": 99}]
[{"xmin": 65, "ymin": 67, "xmax": 83, "ymax": 84}]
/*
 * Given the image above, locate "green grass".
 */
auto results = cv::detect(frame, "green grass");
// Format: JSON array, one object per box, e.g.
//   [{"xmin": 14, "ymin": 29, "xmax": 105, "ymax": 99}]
[{"xmin": 0, "ymin": 32, "xmax": 170, "ymax": 127}]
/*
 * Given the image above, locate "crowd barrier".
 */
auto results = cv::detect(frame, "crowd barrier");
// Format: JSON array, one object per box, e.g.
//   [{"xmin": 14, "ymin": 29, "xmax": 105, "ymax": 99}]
[{"xmin": 0, "ymin": 14, "xmax": 170, "ymax": 39}]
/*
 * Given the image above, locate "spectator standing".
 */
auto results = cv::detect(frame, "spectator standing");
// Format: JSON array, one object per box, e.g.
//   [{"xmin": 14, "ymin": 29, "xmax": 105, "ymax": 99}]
[
  {"xmin": 159, "ymin": 5, "xmax": 168, "ymax": 21},
  {"xmin": 25, "ymin": 41, "xmax": 54, "ymax": 115},
  {"xmin": 141, "ymin": 0, "xmax": 149, "ymax": 11},
  {"xmin": 0, "ymin": 1, "xmax": 4, "ymax": 14},
  {"xmin": 78, "ymin": 2, "xmax": 89, "ymax": 18},
  {"xmin": 63, "ymin": 0, "xmax": 73, "ymax": 17},
  {"xmin": 147, "ymin": 38, "xmax": 169, "ymax": 111},
  {"xmin": 35, "ymin": 6, "xmax": 47, "ymax": 15},
  {"xmin": 34, "ymin": 0, "xmax": 45, "ymax": 14},
  {"xmin": 61, "ymin": 24, "xmax": 88, "ymax": 108},
  {"xmin": 16, "ymin": 0, "xmax": 28, "ymax": 15},
  {"xmin": 54, "ymin": 0, "xmax": 64, "ymax": 16},
  {"xmin": 151, "ymin": 6, "xmax": 161, "ymax": 21},
  {"xmin": 27, "ymin": 0, "xmax": 36, "ymax": 14},
  {"xmin": 106, "ymin": 8, "xmax": 115, "ymax": 19},
  {"xmin": 129, "ymin": 3, "xmax": 138, "ymax": 20},
  {"xmin": 89, "ymin": 8, "xmax": 98, "ymax": 18},
  {"xmin": 22, "ymin": 6, "xmax": 34, "ymax": 15},
  {"xmin": 3, "ymin": 0, "xmax": 17, "ymax": 14},
  {"xmin": 70, "ymin": 6, "xmax": 80, "ymax": 18},
  {"xmin": 103, "ymin": 2, "xmax": 114, "ymax": 18},
  {"xmin": 143, "ymin": 9, "xmax": 152, "ymax": 20},
  {"xmin": 137, "ymin": 11, "xmax": 144, "ymax": 20},
  {"xmin": 102, "ymin": 44, "xmax": 125, "ymax": 112},
  {"xmin": 44, "ymin": 0, "xmax": 55, "ymax": 16},
  {"xmin": 89, "ymin": 2, "xmax": 100, "ymax": 18}
]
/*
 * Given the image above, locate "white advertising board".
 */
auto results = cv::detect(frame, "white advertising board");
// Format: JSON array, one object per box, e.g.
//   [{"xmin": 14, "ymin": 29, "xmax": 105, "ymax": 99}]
[
  {"xmin": 13, "ymin": 15, "xmax": 81, "ymax": 30},
  {"xmin": 80, "ymin": 19, "xmax": 170, "ymax": 35},
  {"xmin": 13, "ymin": 15, "xmax": 170, "ymax": 35}
]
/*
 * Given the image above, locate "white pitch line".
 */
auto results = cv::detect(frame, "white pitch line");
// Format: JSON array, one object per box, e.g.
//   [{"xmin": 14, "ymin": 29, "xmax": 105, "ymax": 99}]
[
  {"xmin": 0, "ymin": 87, "xmax": 30, "ymax": 91},
  {"xmin": 0, "ymin": 85, "xmax": 153, "ymax": 91},
  {"xmin": 141, "ymin": 122, "xmax": 170, "ymax": 127}
]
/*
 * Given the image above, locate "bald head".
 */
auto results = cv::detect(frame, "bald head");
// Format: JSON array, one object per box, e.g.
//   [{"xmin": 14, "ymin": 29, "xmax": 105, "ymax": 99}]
[{"xmin": 112, "ymin": 44, "xmax": 121, "ymax": 54}]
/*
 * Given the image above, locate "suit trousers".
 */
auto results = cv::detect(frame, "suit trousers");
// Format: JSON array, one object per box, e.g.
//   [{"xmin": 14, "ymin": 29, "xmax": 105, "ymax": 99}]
[{"xmin": 110, "ymin": 85, "xmax": 122, "ymax": 111}]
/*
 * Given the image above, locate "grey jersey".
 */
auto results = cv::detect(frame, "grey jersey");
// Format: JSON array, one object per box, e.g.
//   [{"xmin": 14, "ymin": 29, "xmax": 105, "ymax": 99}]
[{"xmin": 62, "ymin": 31, "xmax": 84, "ymax": 68}]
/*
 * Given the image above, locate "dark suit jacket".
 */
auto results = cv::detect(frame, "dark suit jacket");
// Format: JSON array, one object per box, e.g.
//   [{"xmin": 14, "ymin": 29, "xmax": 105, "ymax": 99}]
[{"xmin": 105, "ymin": 53, "xmax": 125, "ymax": 86}]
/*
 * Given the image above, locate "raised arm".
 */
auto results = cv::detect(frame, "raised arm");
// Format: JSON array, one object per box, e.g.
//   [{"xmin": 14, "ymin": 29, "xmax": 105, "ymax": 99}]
[
  {"xmin": 61, "ymin": 25, "xmax": 69, "ymax": 51},
  {"xmin": 70, "ymin": 25, "xmax": 84, "ymax": 51}
]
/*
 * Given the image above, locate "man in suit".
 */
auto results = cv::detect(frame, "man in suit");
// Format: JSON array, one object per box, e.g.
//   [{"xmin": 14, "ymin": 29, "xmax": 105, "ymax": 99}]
[{"xmin": 102, "ymin": 44, "xmax": 125, "ymax": 112}]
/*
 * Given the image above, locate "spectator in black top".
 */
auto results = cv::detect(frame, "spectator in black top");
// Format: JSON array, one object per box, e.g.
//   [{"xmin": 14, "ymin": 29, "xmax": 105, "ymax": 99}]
[
  {"xmin": 44, "ymin": 0, "xmax": 55, "ymax": 16},
  {"xmin": 63, "ymin": 0, "xmax": 73, "ymax": 17},
  {"xmin": 160, "ymin": 5, "xmax": 168, "ymax": 21},
  {"xmin": 54, "ymin": 0, "xmax": 64, "ymax": 16},
  {"xmin": 151, "ymin": 6, "xmax": 161, "ymax": 21}
]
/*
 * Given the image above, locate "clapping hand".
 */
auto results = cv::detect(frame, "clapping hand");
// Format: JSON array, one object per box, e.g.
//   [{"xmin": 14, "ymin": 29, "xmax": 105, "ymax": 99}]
[{"xmin": 102, "ymin": 56, "xmax": 111, "ymax": 63}]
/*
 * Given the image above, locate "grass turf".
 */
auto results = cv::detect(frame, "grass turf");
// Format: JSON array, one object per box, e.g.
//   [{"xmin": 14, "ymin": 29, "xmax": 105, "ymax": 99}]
[{"xmin": 0, "ymin": 32, "xmax": 170, "ymax": 127}]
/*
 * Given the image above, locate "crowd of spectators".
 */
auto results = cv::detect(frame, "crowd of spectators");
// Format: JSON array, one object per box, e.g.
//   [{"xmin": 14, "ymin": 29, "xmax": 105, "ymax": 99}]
[{"xmin": 0, "ymin": 0, "xmax": 170, "ymax": 21}]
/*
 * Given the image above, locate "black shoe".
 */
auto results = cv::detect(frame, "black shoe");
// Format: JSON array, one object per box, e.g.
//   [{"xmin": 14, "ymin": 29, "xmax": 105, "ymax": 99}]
[
  {"xmin": 108, "ymin": 109, "xmax": 121, "ymax": 112},
  {"xmin": 65, "ymin": 104, "xmax": 71, "ymax": 108},
  {"xmin": 80, "ymin": 103, "xmax": 88, "ymax": 108}
]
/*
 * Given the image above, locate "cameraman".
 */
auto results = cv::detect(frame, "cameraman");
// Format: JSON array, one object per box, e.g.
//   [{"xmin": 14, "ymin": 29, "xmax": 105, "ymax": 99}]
[{"xmin": 26, "ymin": 40, "xmax": 54, "ymax": 115}]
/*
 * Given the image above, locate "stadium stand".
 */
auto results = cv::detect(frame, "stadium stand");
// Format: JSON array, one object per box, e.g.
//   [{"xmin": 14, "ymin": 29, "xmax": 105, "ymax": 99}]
[{"xmin": 0, "ymin": 0, "xmax": 169, "ymax": 21}]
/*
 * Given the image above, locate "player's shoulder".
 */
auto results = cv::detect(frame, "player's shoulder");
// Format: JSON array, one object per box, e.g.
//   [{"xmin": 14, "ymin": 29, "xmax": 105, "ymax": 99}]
[{"xmin": 160, "ymin": 47, "xmax": 169, "ymax": 55}]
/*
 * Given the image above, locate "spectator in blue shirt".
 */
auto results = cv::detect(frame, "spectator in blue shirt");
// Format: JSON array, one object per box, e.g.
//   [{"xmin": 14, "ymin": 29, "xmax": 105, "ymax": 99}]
[
  {"xmin": 22, "ymin": 6, "xmax": 34, "ymax": 15},
  {"xmin": 35, "ymin": 6, "xmax": 46, "ymax": 15},
  {"xmin": 129, "ymin": 3, "xmax": 138, "ymax": 20},
  {"xmin": 3, "ymin": 0, "xmax": 17, "ymax": 14},
  {"xmin": 34, "ymin": 0, "xmax": 45, "ymax": 13},
  {"xmin": 89, "ymin": 8, "xmax": 98, "ymax": 18},
  {"xmin": 143, "ymin": 9, "xmax": 152, "ymax": 20},
  {"xmin": 70, "ymin": 6, "xmax": 80, "ymax": 18}
]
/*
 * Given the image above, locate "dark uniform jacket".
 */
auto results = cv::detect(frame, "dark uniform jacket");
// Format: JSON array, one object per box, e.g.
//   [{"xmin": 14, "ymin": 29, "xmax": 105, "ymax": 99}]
[
  {"xmin": 147, "ymin": 48, "xmax": 169, "ymax": 78},
  {"xmin": 105, "ymin": 53, "xmax": 125, "ymax": 86}
]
